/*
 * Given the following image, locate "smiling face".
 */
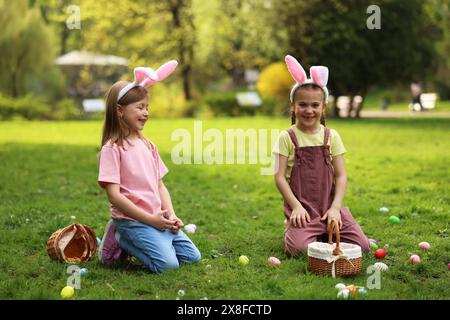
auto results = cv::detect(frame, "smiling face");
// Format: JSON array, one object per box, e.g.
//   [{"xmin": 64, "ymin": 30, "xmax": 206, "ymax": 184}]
[
  {"xmin": 117, "ymin": 96, "xmax": 149, "ymax": 134},
  {"xmin": 292, "ymin": 85, "xmax": 325, "ymax": 131}
]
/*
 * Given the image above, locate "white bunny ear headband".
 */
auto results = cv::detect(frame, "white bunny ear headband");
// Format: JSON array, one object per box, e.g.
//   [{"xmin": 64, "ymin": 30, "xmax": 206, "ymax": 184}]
[
  {"xmin": 117, "ymin": 60, "xmax": 178, "ymax": 102},
  {"xmin": 285, "ymin": 55, "xmax": 329, "ymax": 103}
]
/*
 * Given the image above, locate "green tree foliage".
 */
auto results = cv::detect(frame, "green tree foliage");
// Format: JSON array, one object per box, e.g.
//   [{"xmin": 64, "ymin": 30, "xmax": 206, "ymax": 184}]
[
  {"xmin": 425, "ymin": 0, "xmax": 450, "ymax": 99},
  {"xmin": 1, "ymin": 0, "xmax": 447, "ymax": 118},
  {"xmin": 80, "ymin": 0, "xmax": 195, "ymax": 100},
  {"xmin": 207, "ymin": 0, "xmax": 285, "ymax": 87},
  {"xmin": 0, "ymin": 0, "xmax": 56, "ymax": 97},
  {"xmin": 272, "ymin": 0, "xmax": 442, "ymax": 116},
  {"xmin": 36, "ymin": 0, "xmax": 80, "ymax": 54}
]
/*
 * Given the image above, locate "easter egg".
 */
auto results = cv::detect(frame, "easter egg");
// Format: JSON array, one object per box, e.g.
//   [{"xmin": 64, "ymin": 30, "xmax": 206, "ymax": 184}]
[
  {"xmin": 388, "ymin": 216, "xmax": 400, "ymax": 224},
  {"xmin": 79, "ymin": 268, "xmax": 88, "ymax": 276},
  {"xmin": 418, "ymin": 242, "xmax": 431, "ymax": 250},
  {"xmin": 379, "ymin": 207, "xmax": 389, "ymax": 213},
  {"xmin": 447, "ymin": 263, "xmax": 450, "ymax": 270},
  {"xmin": 267, "ymin": 257, "xmax": 281, "ymax": 266},
  {"xmin": 374, "ymin": 249, "xmax": 386, "ymax": 259},
  {"xmin": 337, "ymin": 289, "xmax": 349, "ymax": 300},
  {"xmin": 370, "ymin": 242, "xmax": 378, "ymax": 251},
  {"xmin": 346, "ymin": 285, "xmax": 358, "ymax": 297},
  {"xmin": 374, "ymin": 262, "xmax": 388, "ymax": 272},
  {"xmin": 369, "ymin": 239, "xmax": 378, "ymax": 245},
  {"xmin": 239, "ymin": 255, "xmax": 249, "ymax": 265},
  {"xmin": 60, "ymin": 286, "xmax": 74, "ymax": 299},
  {"xmin": 409, "ymin": 254, "xmax": 421, "ymax": 264},
  {"xmin": 335, "ymin": 283, "xmax": 346, "ymax": 290},
  {"xmin": 184, "ymin": 224, "xmax": 197, "ymax": 234},
  {"xmin": 358, "ymin": 288, "xmax": 367, "ymax": 295}
]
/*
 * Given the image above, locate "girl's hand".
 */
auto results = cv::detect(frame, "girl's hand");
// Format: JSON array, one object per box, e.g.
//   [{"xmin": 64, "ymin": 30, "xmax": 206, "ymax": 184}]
[
  {"xmin": 165, "ymin": 212, "xmax": 184, "ymax": 234},
  {"xmin": 172, "ymin": 216, "xmax": 184, "ymax": 229},
  {"xmin": 321, "ymin": 207, "xmax": 342, "ymax": 229},
  {"xmin": 171, "ymin": 217, "xmax": 184, "ymax": 235},
  {"xmin": 290, "ymin": 205, "xmax": 311, "ymax": 228},
  {"xmin": 151, "ymin": 210, "xmax": 176, "ymax": 231}
]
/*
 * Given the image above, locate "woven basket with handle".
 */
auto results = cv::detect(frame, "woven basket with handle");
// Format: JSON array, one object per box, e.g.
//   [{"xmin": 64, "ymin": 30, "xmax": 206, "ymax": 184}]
[
  {"xmin": 47, "ymin": 224, "xmax": 97, "ymax": 263},
  {"xmin": 307, "ymin": 219, "xmax": 362, "ymax": 277}
]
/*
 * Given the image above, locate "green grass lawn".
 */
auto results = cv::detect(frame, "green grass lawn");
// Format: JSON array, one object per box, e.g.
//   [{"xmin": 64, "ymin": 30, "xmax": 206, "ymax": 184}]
[{"xmin": 0, "ymin": 117, "xmax": 449, "ymax": 300}]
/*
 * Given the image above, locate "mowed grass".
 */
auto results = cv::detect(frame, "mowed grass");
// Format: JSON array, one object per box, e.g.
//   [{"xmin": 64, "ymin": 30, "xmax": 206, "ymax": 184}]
[{"xmin": 0, "ymin": 117, "xmax": 449, "ymax": 300}]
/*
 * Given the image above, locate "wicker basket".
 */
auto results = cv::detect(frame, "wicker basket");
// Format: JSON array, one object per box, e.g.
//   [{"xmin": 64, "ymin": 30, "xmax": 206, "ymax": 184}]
[
  {"xmin": 307, "ymin": 219, "xmax": 362, "ymax": 278},
  {"xmin": 47, "ymin": 224, "xmax": 97, "ymax": 263}
]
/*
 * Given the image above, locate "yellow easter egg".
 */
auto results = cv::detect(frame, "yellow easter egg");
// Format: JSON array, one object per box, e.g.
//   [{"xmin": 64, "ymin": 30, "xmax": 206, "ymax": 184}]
[{"xmin": 60, "ymin": 286, "xmax": 74, "ymax": 299}]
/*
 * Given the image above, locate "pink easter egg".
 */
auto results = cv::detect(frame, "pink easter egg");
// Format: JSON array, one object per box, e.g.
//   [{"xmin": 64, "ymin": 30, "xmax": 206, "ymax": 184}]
[
  {"xmin": 418, "ymin": 242, "xmax": 431, "ymax": 250},
  {"xmin": 409, "ymin": 254, "xmax": 421, "ymax": 265},
  {"xmin": 268, "ymin": 257, "xmax": 281, "ymax": 266},
  {"xmin": 447, "ymin": 263, "xmax": 450, "ymax": 270}
]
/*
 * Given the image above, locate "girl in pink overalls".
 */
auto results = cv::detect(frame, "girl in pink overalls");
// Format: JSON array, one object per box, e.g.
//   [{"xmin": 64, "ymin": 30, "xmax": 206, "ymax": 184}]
[{"xmin": 274, "ymin": 55, "xmax": 370, "ymax": 257}]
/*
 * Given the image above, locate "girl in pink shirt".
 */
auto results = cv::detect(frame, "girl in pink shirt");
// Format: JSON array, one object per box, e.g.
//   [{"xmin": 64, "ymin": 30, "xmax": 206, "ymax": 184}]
[{"xmin": 97, "ymin": 62, "xmax": 201, "ymax": 272}]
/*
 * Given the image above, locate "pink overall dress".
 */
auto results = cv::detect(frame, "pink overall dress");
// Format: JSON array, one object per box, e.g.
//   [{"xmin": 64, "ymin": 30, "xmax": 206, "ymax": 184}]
[{"xmin": 283, "ymin": 127, "xmax": 370, "ymax": 256}]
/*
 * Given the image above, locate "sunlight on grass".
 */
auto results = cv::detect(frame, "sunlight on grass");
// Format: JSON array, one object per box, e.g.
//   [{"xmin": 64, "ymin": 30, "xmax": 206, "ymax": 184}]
[{"xmin": 0, "ymin": 117, "xmax": 449, "ymax": 299}]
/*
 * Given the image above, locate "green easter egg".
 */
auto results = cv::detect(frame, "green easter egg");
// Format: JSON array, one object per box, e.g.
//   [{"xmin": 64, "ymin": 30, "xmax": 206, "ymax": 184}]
[
  {"xmin": 370, "ymin": 242, "xmax": 378, "ymax": 251},
  {"xmin": 388, "ymin": 216, "xmax": 400, "ymax": 224}
]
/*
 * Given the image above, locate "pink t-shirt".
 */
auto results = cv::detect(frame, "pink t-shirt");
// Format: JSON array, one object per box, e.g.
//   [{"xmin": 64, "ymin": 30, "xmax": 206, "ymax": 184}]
[{"xmin": 98, "ymin": 138, "xmax": 168, "ymax": 221}]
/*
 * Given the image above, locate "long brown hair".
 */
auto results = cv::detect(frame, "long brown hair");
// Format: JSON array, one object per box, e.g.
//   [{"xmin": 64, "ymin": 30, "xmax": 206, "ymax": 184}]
[
  {"xmin": 290, "ymin": 83, "xmax": 327, "ymax": 126},
  {"xmin": 101, "ymin": 81, "xmax": 148, "ymax": 148}
]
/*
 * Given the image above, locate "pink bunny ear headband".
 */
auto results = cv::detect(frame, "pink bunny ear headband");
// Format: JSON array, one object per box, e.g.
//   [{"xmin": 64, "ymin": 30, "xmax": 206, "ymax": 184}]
[
  {"xmin": 117, "ymin": 60, "xmax": 178, "ymax": 102},
  {"xmin": 285, "ymin": 55, "xmax": 329, "ymax": 103}
]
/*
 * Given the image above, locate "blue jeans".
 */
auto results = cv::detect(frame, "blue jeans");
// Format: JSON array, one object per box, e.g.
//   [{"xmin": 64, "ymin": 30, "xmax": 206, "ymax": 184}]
[{"xmin": 113, "ymin": 219, "xmax": 201, "ymax": 273}]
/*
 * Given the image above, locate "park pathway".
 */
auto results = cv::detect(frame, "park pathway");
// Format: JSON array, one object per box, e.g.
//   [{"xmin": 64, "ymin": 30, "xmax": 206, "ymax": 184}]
[{"xmin": 360, "ymin": 110, "xmax": 450, "ymax": 118}]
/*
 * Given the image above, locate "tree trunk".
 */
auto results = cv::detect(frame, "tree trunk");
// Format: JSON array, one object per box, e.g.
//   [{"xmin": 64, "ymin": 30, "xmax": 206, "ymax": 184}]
[
  {"xmin": 347, "ymin": 95, "xmax": 354, "ymax": 118},
  {"xmin": 332, "ymin": 96, "xmax": 340, "ymax": 118},
  {"xmin": 11, "ymin": 71, "xmax": 18, "ymax": 98},
  {"xmin": 60, "ymin": 23, "xmax": 70, "ymax": 55},
  {"xmin": 169, "ymin": 0, "xmax": 194, "ymax": 101},
  {"xmin": 231, "ymin": 68, "xmax": 245, "ymax": 88},
  {"xmin": 182, "ymin": 63, "xmax": 192, "ymax": 101}
]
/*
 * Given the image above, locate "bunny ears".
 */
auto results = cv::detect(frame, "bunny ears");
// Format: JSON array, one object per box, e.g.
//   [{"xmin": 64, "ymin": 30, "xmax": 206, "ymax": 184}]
[
  {"xmin": 285, "ymin": 55, "xmax": 329, "ymax": 103},
  {"xmin": 117, "ymin": 60, "xmax": 178, "ymax": 102}
]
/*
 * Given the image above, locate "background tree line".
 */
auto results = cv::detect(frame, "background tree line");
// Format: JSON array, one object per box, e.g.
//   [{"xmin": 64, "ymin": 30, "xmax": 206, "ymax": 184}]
[{"xmin": 0, "ymin": 0, "xmax": 448, "ymax": 119}]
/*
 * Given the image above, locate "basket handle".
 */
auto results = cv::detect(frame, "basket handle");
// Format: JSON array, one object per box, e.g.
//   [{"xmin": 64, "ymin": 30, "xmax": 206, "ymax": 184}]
[{"xmin": 327, "ymin": 219, "xmax": 342, "ymax": 256}]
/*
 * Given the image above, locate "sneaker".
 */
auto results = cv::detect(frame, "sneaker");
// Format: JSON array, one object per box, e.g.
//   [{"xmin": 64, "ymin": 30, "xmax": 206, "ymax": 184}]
[{"xmin": 98, "ymin": 220, "xmax": 128, "ymax": 265}]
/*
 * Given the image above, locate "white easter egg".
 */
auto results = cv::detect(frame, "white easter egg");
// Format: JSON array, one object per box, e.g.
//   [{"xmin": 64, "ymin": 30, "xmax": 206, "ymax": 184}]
[
  {"xmin": 184, "ymin": 224, "xmax": 197, "ymax": 234},
  {"xmin": 335, "ymin": 283, "xmax": 346, "ymax": 290}
]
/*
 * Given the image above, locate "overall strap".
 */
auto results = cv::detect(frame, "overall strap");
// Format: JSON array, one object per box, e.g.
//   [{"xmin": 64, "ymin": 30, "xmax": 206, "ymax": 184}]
[
  {"xmin": 286, "ymin": 128, "xmax": 300, "ymax": 148},
  {"xmin": 323, "ymin": 127, "xmax": 331, "ymax": 146}
]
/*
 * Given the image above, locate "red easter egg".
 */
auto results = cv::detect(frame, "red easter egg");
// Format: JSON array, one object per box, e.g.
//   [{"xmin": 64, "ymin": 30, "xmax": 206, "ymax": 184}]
[{"xmin": 375, "ymin": 249, "xmax": 386, "ymax": 259}]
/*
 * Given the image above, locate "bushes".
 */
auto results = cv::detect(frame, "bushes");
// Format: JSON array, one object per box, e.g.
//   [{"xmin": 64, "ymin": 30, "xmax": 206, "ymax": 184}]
[
  {"xmin": 204, "ymin": 91, "xmax": 240, "ymax": 116},
  {"xmin": 0, "ymin": 94, "xmax": 51, "ymax": 120},
  {"xmin": 204, "ymin": 90, "xmax": 278, "ymax": 117},
  {"xmin": 257, "ymin": 62, "xmax": 294, "ymax": 98},
  {"xmin": 0, "ymin": 94, "xmax": 80, "ymax": 120},
  {"xmin": 256, "ymin": 62, "xmax": 294, "ymax": 115},
  {"xmin": 52, "ymin": 99, "xmax": 81, "ymax": 120}
]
